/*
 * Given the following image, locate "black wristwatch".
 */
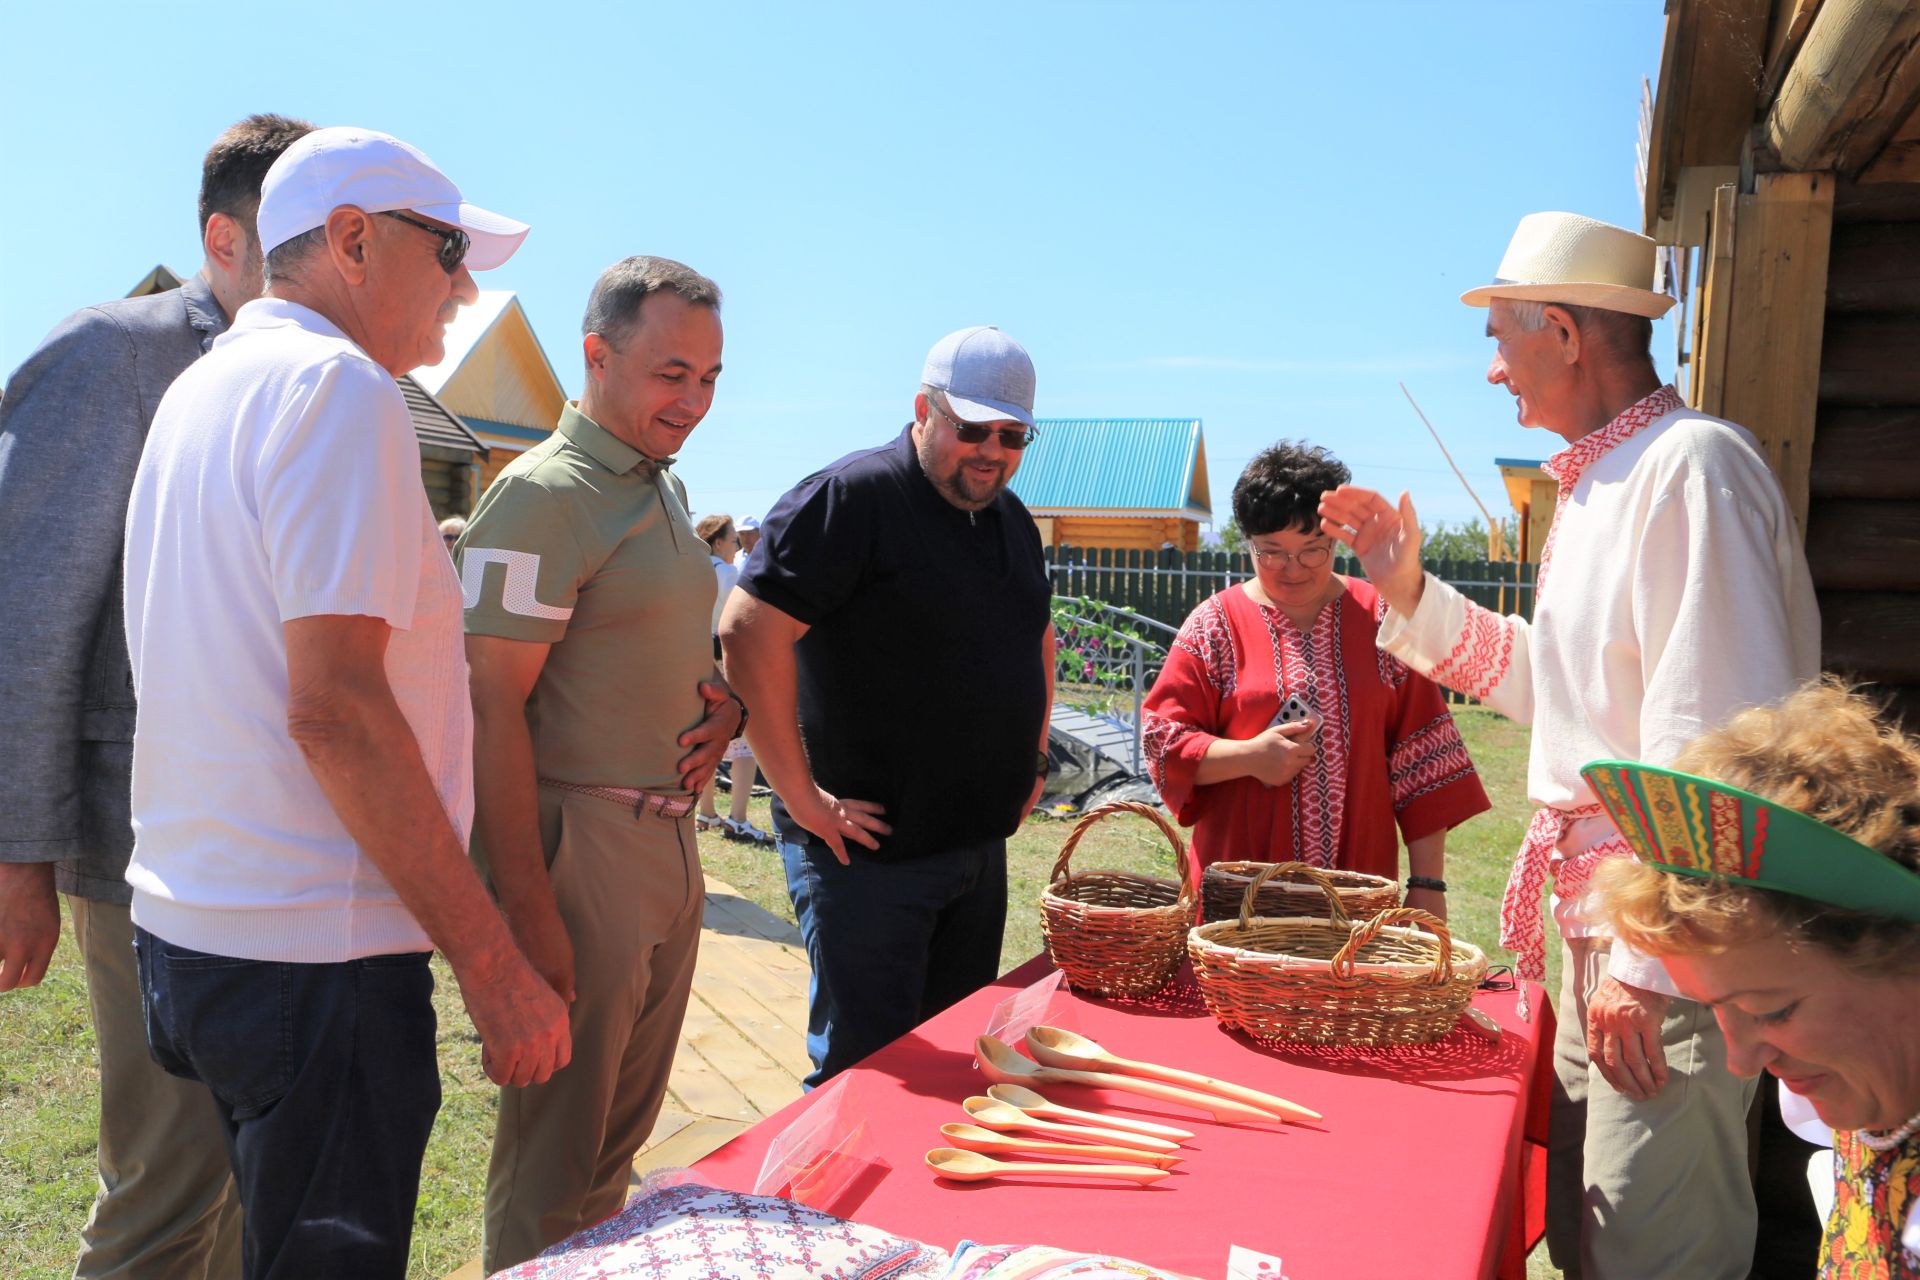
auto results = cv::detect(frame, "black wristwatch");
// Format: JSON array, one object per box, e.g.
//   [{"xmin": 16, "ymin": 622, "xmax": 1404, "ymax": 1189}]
[
  {"xmin": 1406, "ymin": 874, "xmax": 1447, "ymax": 893},
  {"xmin": 1036, "ymin": 749, "xmax": 1051, "ymax": 778}
]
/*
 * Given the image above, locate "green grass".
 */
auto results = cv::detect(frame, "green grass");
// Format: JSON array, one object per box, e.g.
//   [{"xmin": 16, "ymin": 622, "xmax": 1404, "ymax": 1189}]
[{"xmin": 0, "ymin": 708, "xmax": 1553, "ymax": 1279}]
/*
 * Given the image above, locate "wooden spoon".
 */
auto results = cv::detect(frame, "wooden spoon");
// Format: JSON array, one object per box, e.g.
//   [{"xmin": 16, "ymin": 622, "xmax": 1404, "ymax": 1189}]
[
  {"xmin": 1025, "ymin": 1025, "xmax": 1322, "ymax": 1123},
  {"xmin": 926, "ymin": 1148, "xmax": 1169, "ymax": 1185},
  {"xmin": 961, "ymin": 1097, "xmax": 1180, "ymax": 1154},
  {"xmin": 975, "ymin": 1035, "xmax": 1277, "ymax": 1124},
  {"xmin": 986, "ymin": 1085, "xmax": 1196, "ymax": 1143},
  {"xmin": 939, "ymin": 1123, "xmax": 1181, "ymax": 1168}
]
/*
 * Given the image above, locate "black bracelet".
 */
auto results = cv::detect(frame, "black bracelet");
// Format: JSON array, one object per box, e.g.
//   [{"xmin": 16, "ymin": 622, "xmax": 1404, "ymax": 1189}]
[{"xmin": 1406, "ymin": 875, "xmax": 1447, "ymax": 893}]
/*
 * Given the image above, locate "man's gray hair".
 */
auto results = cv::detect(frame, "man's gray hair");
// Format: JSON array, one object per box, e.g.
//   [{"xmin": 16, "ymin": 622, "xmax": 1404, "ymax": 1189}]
[
  {"xmin": 1505, "ymin": 298, "xmax": 1654, "ymax": 363},
  {"xmin": 263, "ymin": 226, "xmax": 328, "ymax": 286},
  {"xmin": 582, "ymin": 256, "xmax": 722, "ymax": 350}
]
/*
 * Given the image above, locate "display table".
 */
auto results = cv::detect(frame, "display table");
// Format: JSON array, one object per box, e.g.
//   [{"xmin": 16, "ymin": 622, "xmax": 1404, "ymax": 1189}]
[{"xmin": 692, "ymin": 956, "xmax": 1553, "ymax": 1280}]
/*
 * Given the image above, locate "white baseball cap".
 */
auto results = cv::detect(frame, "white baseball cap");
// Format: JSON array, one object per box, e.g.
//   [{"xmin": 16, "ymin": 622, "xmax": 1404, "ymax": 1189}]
[
  {"xmin": 256, "ymin": 126, "xmax": 529, "ymax": 271},
  {"xmin": 922, "ymin": 326, "xmax": 1036, "ymax": 427}
]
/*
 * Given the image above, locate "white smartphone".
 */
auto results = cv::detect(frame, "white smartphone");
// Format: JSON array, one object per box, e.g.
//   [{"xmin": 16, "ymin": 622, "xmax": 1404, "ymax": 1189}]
[{"xmin": 1274, "ymin": 693, "xmax": 1316, "ymax": 731}]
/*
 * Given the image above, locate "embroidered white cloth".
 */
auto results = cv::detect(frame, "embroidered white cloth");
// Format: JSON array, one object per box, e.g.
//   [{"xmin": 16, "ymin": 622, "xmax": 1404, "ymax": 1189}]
[{"xmin": 1378, "ymin": 386, "xmax": 1820, "ymax": 989}]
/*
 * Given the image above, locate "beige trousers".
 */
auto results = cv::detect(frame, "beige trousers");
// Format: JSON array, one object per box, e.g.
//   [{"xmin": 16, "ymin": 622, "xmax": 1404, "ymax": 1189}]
[
  {"xmin": 67, "ymin": 895, "xmax": 241, "ymax": 1280},
  {"xmin": 1546, "ymin": 936, "xmax": 1757, "ymax": 1279},
  {"xmin": 482, "ymin": 788, "xmax": 704, "ymax": 1272}
]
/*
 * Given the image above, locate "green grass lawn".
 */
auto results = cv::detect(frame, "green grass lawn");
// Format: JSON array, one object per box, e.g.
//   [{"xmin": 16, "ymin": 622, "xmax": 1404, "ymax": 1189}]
[{"xmin": 0, "ymin": 707, "xmax": 1550, "ymax": 1279}]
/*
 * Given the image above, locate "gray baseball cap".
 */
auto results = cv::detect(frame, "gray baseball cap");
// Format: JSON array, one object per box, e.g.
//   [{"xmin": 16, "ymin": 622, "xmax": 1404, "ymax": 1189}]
[{"xmin": 922, "ymin": 326, "xmax": 1036, "ymax": 427}]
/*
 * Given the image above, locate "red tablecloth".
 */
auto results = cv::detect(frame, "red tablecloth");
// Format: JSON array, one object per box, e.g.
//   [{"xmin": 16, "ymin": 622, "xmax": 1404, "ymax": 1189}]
[{"xmin": 693, "ymin": 958, "xmax": 1553, "ymax": 1280}]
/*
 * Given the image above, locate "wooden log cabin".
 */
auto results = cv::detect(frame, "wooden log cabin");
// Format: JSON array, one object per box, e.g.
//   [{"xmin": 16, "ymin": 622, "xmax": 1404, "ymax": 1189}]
[
  {"xmin": 1008, "ymin": 417, "xmax": 1213, "ymax": 554},
  {"xmin": 1643, "ymin": 0, "xmax": 1920, "ymax": 722}
]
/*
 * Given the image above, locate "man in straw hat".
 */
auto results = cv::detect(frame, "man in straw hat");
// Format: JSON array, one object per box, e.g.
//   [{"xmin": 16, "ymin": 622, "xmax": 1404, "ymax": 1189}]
[
  {"xmin": 120, "ymin": 126, "xmax": 570, "ymax": 1276},
  {"xmin": 1319, "ymin": 211, "xmax": 1820, "ymax": 1277}
]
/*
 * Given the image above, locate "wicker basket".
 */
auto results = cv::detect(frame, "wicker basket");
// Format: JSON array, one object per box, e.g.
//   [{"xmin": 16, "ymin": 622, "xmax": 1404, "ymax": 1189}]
[
  {"xmin": 1188, "ymin": 863, "xmax": 1488, "ymax": 1046},
  {"xmin": 1199, "ymin": 861, "xmax": 1400, "ymax": 924},
  {"xmin": 1040, "ymin": 801, "xmax": 1197, "ymax": 998}
]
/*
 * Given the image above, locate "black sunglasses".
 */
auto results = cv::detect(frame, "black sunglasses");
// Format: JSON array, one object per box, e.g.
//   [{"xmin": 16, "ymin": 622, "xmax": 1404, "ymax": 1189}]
[
  {"xmin": 379, "ymin": 210, "xmax": 470, "ymax": 274},
  {"xmin": 929, "ymin": 397, "xmax": 1037, "ymax": 450}
]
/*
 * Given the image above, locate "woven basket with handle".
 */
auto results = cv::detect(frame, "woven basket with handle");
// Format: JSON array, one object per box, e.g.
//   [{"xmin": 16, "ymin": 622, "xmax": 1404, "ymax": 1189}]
[
  {"xmin": 1188, "ymin": 862, "xmax": 1487, "ymax": 1045},
  {"xmin": 1199, "ymin": 861, "xmax": 1400, "ymax": 924},
  {"xmin": 1040, "ymin": 801, "xmax": 1196, "ymax": 998}
]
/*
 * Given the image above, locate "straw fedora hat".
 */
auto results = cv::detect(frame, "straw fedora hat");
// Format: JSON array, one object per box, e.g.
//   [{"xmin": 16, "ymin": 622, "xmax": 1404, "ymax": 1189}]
[{"xmin": 1460, "ymin": 211, "xmax": 1675, "ymax": 319}]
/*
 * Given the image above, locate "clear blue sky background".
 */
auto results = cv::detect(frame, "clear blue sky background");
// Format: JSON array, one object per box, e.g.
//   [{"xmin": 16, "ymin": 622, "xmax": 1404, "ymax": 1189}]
[{"xmin": 1, "ymin": 1, "xmax": 1669, "ymax": 535}]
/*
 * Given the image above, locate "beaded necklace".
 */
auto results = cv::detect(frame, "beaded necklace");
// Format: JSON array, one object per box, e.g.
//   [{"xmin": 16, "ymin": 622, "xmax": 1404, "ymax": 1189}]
[{"xmin": 1857, "ymin": 1104, "xmax": 1920, "ymax": 1152}]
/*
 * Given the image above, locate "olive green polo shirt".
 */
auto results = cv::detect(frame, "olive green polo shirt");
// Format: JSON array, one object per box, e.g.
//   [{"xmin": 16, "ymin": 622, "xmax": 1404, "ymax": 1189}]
[{"xmin": 458, "ymin": 403, "xmax": 715, "ymax": 791}]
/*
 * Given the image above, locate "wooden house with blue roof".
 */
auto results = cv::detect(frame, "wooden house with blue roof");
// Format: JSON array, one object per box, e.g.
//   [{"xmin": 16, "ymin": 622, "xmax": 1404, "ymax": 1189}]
[
  {"xmin": 1009, "ymin": 417, "xmax": 1213, "ymax": 553},
  {"xmin": 412, "ymin": 290, "xmax": 569, "ymax": 494}
]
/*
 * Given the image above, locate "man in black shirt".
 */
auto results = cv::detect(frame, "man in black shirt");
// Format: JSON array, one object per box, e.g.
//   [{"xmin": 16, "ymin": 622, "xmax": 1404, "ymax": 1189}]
[{"xmin": 722, "ymin": 326, "xmax": 1055, "ymax": 1085}]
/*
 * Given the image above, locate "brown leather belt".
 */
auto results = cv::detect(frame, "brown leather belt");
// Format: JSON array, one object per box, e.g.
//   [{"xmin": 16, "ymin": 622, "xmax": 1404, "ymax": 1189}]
[{"xmin": 539, "ymin": 779, "xmax": 696, "ymax": 820}]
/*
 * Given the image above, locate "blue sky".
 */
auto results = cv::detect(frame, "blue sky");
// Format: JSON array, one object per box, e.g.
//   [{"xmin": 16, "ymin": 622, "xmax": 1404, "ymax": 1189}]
[{"xmin": 2, "ymin": 2, "xmax": 1669, "ymax": 534}]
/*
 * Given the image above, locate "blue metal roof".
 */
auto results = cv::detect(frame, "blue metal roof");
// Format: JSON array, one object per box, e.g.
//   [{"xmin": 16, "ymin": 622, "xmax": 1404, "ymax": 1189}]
[
  {"xmin": 1009, "ymin": 418, "xmax": 1208, "ymax": 515},
  {"xmin": 1493, "ymin": 457, "xmax": 1545, "ymax": 469}
]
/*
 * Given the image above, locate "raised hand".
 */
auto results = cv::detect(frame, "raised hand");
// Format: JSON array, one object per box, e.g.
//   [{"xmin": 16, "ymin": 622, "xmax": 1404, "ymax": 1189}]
[{"xmin": 1317, "ymin": 485, "xmax": 1426, "ymax": 615}]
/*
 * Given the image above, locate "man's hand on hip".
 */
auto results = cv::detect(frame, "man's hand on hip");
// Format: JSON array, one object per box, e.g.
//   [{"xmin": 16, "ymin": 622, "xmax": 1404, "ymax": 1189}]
[
  {"xmin": 1587, "ymin": 973, "xmax": 1672, "ymax": 1101},
  {"xmin": 676, "ymin": 680, "xmax": 745, "ymax": 791},
  {"xmin": 457, "ymin": 951, "xmax": 573, "ymax": 1088},
  {"xmin": 0, "ymin": 861, "xmax": 59, "ymax": 992},
  {"xmin": 785, "ymin": 786, "xmax": 890, "ymax": 867},
  {"xmin": 1317, "ymin": 486, "xmax": 1426, "ymax": 616}
]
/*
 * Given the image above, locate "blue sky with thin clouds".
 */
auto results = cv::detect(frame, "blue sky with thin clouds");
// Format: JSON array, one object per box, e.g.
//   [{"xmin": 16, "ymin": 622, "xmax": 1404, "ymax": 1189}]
[{"xmin": 2, "ymin": 1, "xmax": 1668, "ymax": 533}]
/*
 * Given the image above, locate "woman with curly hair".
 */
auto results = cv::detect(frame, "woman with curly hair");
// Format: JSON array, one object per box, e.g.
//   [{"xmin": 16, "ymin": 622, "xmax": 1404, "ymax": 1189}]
[
  {"xmin": 1590, "ymin": 680, "xmax": 1920, "ymax": 1277},
  {"xmin": 1141, "ymin": 442, "xmax": 1489, "ymax": 915}
]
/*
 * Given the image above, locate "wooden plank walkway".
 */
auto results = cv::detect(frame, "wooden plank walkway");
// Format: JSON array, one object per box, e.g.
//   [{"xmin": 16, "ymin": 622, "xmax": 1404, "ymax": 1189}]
[{"xmin": 445, "ymin": 873, "xmax": 810, "ymax": 1279}]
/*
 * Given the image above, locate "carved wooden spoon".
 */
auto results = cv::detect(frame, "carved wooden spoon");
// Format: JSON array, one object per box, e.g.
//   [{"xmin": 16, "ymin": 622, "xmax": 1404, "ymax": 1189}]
[
  {"xmin": 1025, "ymin": 1025, "xmax": 1322, "ymax": 1123},
  {"xmin": 986, "ymin": 1084, "xmax": 1196, "ymax": 1143},
  {"xmin": 926, "ymin": 1148, "xmax": 1169, "ymax": 1185},
  {"xmin": 939, "ymin": 1123, "xmax": 1181, "ymax": 1168},
  {"xmin": 975, "ymin": 1035, "xmax": 1277, "ymax": 1124},
  {"xmin": 961, "ymin": 1096, "xmax": 1180, "ymax": 1153}
]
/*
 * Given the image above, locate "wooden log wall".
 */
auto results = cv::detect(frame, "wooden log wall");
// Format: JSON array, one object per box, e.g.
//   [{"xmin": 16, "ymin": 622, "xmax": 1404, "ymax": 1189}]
[{"xmin": 1806, "ymin": 180, "xmax": 1920, "ymax": 723}]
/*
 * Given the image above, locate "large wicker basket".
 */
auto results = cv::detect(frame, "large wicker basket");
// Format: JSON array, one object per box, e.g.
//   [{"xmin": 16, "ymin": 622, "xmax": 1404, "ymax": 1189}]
[
  {"xmin": 1199, "ymin": 861, "xmax": 1400, "ymax": 924},
  {"xmin": 1188, "ymin": 862, "xmax": 1487, "ymax": 1046},
  {"xmin": 1040, "ymin": 802, "xmax": 1196, "ymax": 998}
]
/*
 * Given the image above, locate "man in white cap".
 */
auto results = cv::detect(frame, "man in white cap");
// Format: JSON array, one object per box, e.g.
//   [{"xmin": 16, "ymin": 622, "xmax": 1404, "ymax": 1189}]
[
  {"xmin": 1319, "ymin": 212, "xmax": 1820, "ymax": 1277},
  {"xmin": 721, "ymin": 327, "xmax": 1055, "ymax": 1085},
  {"xmin": 733, "ymin": 513, "xmax": 761, "ymax": 566},
  {"xmin": 120, "ymin": 126, "xmax": 570, "ymax": 1278}
]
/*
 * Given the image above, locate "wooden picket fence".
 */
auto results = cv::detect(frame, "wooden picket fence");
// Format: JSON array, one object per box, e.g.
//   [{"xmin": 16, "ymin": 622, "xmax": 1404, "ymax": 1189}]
[{"xmin": 1044, "ymin": 546, "xmax": 1537, "ymax": 632}]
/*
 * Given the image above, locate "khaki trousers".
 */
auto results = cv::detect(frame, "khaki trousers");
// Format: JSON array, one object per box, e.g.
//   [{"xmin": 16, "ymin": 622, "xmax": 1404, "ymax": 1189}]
[
  {"xmin": 68, "ymin": 896, "xmax": 241, "ymax": 1280},
  {"xmin": 482, "ymin": 788, "xmax": 704, "ymax": 1272},
  {"xmin": 1546, "ymin": 936, "xmax": 1757, "ymax": 1279}
]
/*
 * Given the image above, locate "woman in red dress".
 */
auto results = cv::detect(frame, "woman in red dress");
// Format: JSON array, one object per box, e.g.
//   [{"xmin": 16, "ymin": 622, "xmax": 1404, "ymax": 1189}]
[{"xmin": 1142, "ymin": 442, "xmax": 1490, "ymax": 919}]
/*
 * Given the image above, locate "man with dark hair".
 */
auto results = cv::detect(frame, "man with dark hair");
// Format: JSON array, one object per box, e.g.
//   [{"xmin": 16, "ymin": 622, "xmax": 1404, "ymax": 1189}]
[
  {"xmin": 0, "ymin": 111, "xmax": 309, "ymax": 1279},
  {"xmin": 457, "ymin": 255, "xmax": 740, "ymax": 1270},
  {"xmin": 1320, "ymin": 211, "xmax": 1820, "ymax": 1278},
  {"xmin": 721, "ymin": 326, "xmax": 1054, "ymax": 1087}
]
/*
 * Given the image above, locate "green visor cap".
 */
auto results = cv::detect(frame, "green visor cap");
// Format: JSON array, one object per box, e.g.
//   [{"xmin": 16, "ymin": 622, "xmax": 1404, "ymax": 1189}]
[{"xmin": 1580, "ymin": 759, "xmax": 1920, "ymax": 924}]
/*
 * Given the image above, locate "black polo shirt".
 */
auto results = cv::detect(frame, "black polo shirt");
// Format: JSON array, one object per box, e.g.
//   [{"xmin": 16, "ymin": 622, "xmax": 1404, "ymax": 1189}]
[{"xmin": 739, "ymin": 425, "xmax": 1051, "ymax": 860}]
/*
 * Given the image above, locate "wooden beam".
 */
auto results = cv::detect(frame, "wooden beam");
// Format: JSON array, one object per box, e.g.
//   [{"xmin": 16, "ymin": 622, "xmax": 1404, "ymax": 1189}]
[
  {"xmin": 1646, "ymin": 0, "xmax": 1775, "ymax": 232},
  {"xmin": 1691, "ymin": 183, "xmax": 1741, "ymax": 416},
  {"xmin": 1825, "ymin": 221, "xmax": 1920, "ymax": 309},
  {"xmin": 1804, "ymin": 498, "xmax": 1920, "ymax": 588},
  {"xmin": 1859, "ymin": 105, "xmax": 1920, "ymax": 182},
  {"xmin": 1766, "ymin": 0, "xmax": 1920, "ymax": 175},
  {"xmin": 1759, "ymin": 0, "xmax": 1825, "ymax": 107},
  {"xmin": 1811, "ymin": 407, "xmax": 1920, "ymax": 498},
  {"xmin": 1715, "ymin": 171, "xmax": 1835, "ymax": 534},
  {"xmin": 1821, "ymin": 589, "xmax": 1920, "ymax": 681}
]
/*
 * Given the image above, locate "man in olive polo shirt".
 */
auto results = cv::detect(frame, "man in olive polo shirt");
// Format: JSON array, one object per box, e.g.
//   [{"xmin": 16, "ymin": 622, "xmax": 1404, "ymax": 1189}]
[{"xmin": 456, "ymin": 256, "xmax": 740, "ymax": 1271}]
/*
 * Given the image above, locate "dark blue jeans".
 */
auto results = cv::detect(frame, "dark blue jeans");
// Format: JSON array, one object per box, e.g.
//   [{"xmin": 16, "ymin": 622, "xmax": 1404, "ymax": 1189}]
[
  {"xmin": 780, "ymin": 838, "xmax": 1007, "ymax": 1087},
  {"xmin": 135, "ymin": 929, "xmax": 440, "ymax": 1280}
]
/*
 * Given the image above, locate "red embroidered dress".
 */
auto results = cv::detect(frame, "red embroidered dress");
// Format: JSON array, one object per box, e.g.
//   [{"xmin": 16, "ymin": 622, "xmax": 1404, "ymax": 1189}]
[{"xmin": 1142, "ymin": 577, "xmax": 1489, "ymax": 886}]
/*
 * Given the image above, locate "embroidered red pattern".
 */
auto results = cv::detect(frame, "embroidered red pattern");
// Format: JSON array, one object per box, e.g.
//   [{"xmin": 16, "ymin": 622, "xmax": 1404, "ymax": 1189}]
[
  {"xmin": 1261, "ymin": 601, "xmax": 1349, "ymax": 866},
  {"xmin": 1429, "ymin": 603, "xmax": 1517, "ymax": 703},
  {"xmin": 1388, "ymin": 714, "xmax": 1476, "ymax": 810}
]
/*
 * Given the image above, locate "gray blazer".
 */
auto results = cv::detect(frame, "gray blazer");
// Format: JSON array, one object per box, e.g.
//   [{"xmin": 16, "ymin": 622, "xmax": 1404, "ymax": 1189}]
[{"xmin": 0, "ymin": 276, "xmax": 226, "ymax": 902}]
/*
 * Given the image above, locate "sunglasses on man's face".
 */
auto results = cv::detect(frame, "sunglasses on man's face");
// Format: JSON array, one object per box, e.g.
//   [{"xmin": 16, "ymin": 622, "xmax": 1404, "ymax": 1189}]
[
  {"xmin": 379, "ymin": 210, "xmax": 470, "ymax": 274},
  {"xmin": 929, "ymin": 398, "xmax": 1037, "ymax": 450}
]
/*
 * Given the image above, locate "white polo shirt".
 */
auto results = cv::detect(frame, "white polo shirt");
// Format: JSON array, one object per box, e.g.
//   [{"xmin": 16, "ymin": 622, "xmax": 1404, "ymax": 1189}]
[{"xmin": 123, "ymin": 298, "xmax": 472, "ymax": 962}]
